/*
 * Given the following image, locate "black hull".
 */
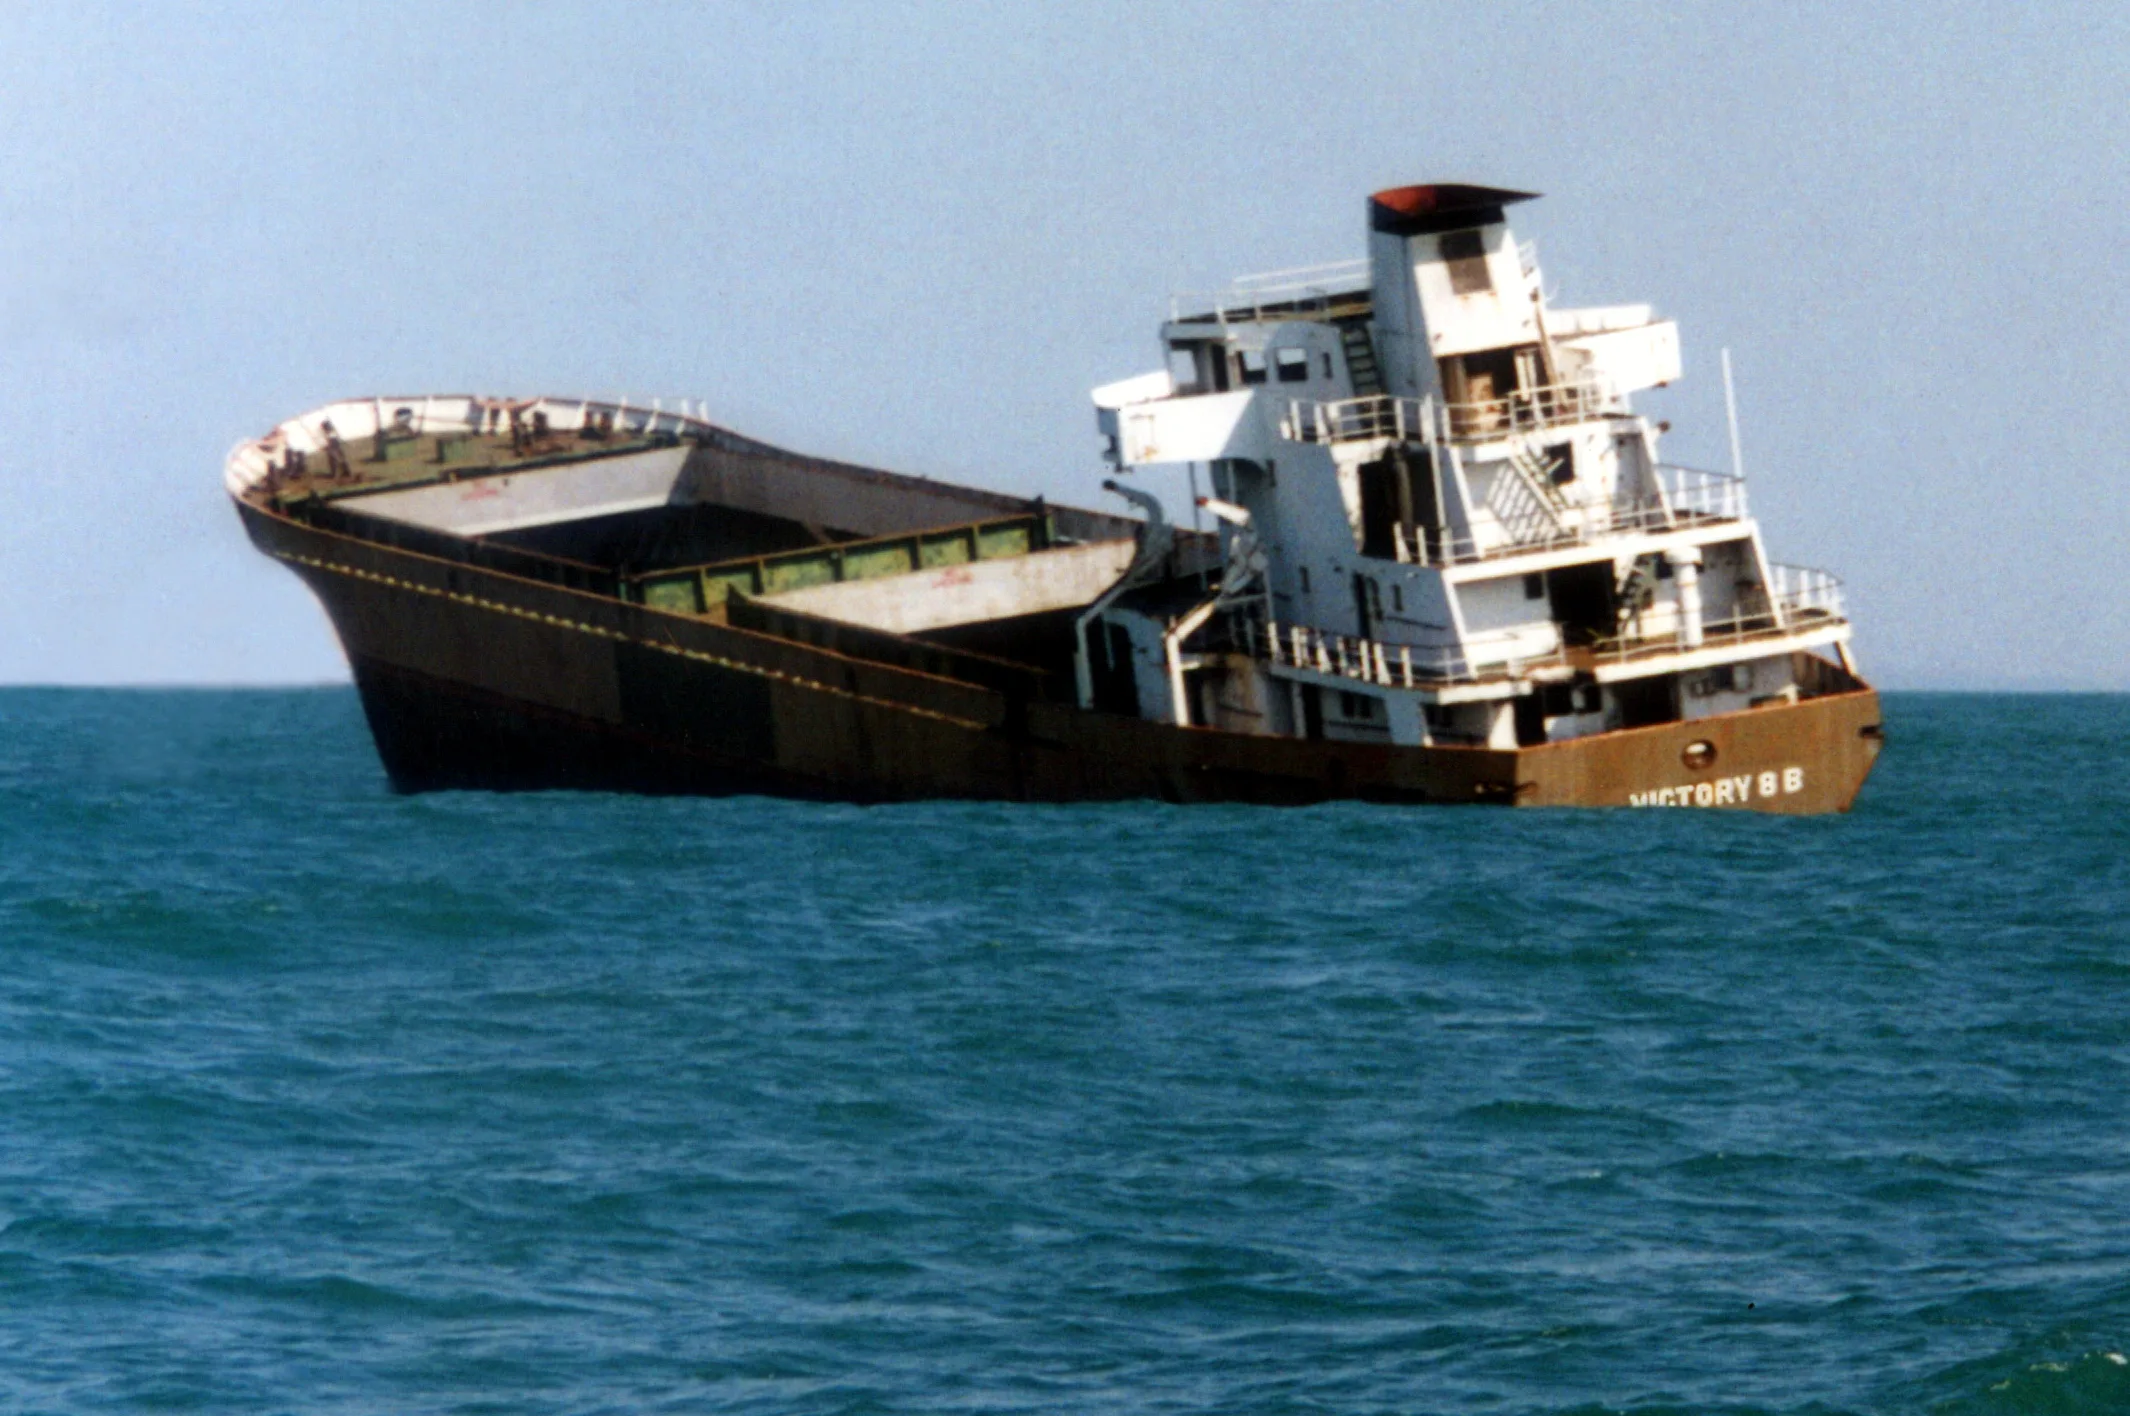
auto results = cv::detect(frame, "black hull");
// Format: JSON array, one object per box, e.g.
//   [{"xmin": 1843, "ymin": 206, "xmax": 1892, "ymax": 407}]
[
  {"xmin": 242, "ymin": 500, "xmax": 1883, "ymax": 812},
  {"xmin": 352, "ymin": 656, "xmax": 813, "ymax": 798}
]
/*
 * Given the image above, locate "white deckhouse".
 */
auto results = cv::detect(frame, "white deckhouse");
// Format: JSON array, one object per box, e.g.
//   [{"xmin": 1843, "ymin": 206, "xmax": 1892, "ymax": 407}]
[{"xmin": 1089, "ymin": 183, "xmax": 1854, "ymax": 751}]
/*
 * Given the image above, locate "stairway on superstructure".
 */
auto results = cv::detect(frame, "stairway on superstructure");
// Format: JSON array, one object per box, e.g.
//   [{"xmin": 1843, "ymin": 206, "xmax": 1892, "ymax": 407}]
[
  {"xmin": 1336, "ymin": 319, "xmax": 1384, "ymax": 398},
  {"xmin": 1488, "ymin": 443, "xmax": 1573, "ymax": 546}
]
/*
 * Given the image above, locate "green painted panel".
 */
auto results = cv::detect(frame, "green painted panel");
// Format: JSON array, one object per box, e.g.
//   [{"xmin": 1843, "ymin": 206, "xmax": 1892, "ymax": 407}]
[
  {"xmin": 703, "ymin": 568, "xmax": 758, "ymax": 604},
  {"xmin": 841, "ymin": 542, "xmax": 917, "ymax": 581},
  {"xmin": 919, "ymin": 533, "xmax": 973, "ymax": 568},
  {"xmin": 763, "ymin": 557, "xmax": 838, "ymax": 593},
  {"xmin": 975, "ymin": 524, "xmax": 1032, "ymax": 559},
  {"xmin": 641, "ymin": 577, "xmax": 703, "ymax": 614}
]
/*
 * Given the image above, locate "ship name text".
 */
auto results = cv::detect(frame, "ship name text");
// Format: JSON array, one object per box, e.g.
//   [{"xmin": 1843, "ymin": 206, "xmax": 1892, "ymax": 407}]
[{"xmin": 1629, "ymin": 767, "xmax": 1804, "ymax": 808}]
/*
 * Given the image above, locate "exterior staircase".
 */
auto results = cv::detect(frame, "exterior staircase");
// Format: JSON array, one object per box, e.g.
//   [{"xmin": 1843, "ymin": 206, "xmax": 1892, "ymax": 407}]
[
  {"xmin": 1487, "ymin": 444, "xmax": 1572, "ymax": 546},
  {"xmin": 1337, "ymin": 320, "xmax": 1384, "ymax": 398},
  {"xmin": 1613, "ymin": 556, "xmax": 1657, "ymax": 636}
]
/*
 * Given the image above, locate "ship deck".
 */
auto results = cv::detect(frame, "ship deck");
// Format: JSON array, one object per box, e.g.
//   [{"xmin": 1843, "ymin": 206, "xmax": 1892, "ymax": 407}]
[{"xmin": 250, "ymin": 425, "xmax": 671, "ymax": 505}]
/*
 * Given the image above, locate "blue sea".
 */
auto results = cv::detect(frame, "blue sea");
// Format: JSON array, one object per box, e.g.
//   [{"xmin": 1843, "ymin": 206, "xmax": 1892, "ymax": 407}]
[{"xmin": 2, "ymin": 689, "xmax": 2127, "ymax": 1414}]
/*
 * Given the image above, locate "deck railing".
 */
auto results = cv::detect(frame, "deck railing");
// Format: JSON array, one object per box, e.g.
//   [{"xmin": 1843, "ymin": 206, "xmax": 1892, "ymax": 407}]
[
  {"xmin": 1283, "ymin": 394, "xmax": 1432, "ymax": 446},
  {"xmin": 226, "ymin": 392, "xmax": 718, "ymax": 497},
  {"xmin": 1659, "ymin": 465, "xmax": 1748, "ymax": 524},
  {"xmin": 1252, "ymin": 619, "xmax": 1563, "ymax": 689},
  {"xmin": 1445, "ymin": 376, "xmax": 1621, "ymax": 439},
  {"xmin": 1592, "ymin": 564, "xmax": 1847, "ymax": 664},
  {"xmin": 1768, "ymin": 563, "xmax": 1846, "ymax": 625},
  {"xmin": 1277, "ymin": 413, "xmax": 1753, "ymax": 566},
  {"xmin": 1286, "ymin": 380, "xmax": 1625, "ymax": 449},
  {"xmin": 1169, "ymin": 259, "xmax": 1373, "ymax": 325},
  {"xmin": 1246, "ymin": 565, "xmax": 1845, "ymax": 692}
]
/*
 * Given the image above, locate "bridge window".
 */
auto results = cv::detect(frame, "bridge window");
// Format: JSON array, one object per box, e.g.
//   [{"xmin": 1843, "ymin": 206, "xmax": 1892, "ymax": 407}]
[
  {"xmin": 1439, "ymin": 229, "xmax": 1492, "ymax": 295},
  {"xmin": 1275, "ymin": 348, "xmax": 1310, "ymax": 383},
  {"xmin": 1238, "ymin": 349, "xmax": 1268, "ymax": 385},
  {"xmin": 1167, "ymin": 346, "xmax": 1200, "ymax": 393}
]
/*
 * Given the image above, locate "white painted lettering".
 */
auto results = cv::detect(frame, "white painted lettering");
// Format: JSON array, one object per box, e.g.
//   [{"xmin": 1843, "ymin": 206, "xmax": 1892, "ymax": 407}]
[{"xmin": 1630, "ymin": 769, "xmax": 1805, "ymax": 807}]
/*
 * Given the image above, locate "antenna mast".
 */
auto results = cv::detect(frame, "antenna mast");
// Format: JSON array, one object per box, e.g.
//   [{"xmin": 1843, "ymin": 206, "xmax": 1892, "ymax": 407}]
[{"xmin": 1721, "ymin": 347, "xmax": 1745, "ymax": 481}]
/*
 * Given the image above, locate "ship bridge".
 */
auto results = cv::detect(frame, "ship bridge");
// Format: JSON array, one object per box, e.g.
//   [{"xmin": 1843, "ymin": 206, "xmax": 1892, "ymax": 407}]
[{"xmin": 1086, "ymin": 182, "xmax": 1857, "ymax": 752}]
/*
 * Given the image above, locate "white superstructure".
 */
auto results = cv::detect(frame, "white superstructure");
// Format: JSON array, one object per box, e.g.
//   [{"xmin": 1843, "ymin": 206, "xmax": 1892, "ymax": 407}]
[{"xmin": 1088, "ymin": 183, "xmax": 1855, "ymax": 750}]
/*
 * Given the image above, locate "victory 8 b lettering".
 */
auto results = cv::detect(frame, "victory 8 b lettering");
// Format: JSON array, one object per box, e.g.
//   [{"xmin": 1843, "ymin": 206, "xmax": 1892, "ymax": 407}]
[{"xmin": 1628, "ymin": 766, "xmax": 1805, "ymax": 808}]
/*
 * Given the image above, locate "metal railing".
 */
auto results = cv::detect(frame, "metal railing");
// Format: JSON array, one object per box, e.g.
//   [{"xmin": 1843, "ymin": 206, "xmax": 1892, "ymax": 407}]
[
  {"xmin": 1169, "ymin": 259, "xmax": 1373, "ymax": 325},
  {"xmin": 1768, "ymin": 563, "xmax": 1845, "ymax": 623},
  {"xmin": 1285, "ymin": 378, "xmax": 1625, "ymax": 449},
  {"xmin": 226, "ymin": 392, "xmax": 718, "ymax": 497},
  {"xmin": 1489, "ymin": 465, "xmax": 1746, "ymax": 550},
  {"xmin": 1659, "ymin": 465, "xmax": 1748, "ymax": 523},
  {"xmin": 1445, "ymin": 376, "xmax": 1621, "ymax": 440},
  {"xmin": 1254, "ymin": 618, "xmax": 1564, "ymax": 689},
  {"xmin": 1278, "ymin": 411, "xmax": 1754, "ymax": 565},
  {"xmin": 1283, "ymin": 394, "xmax": 1431, "ymax": 445},
  {"xmin": 1243, "ymin": 563, "xmax": 1845, "ymax": 694},
  {"xmin": 1592, "ymin": 564, "xmax": 1847, "ymax": 664}
]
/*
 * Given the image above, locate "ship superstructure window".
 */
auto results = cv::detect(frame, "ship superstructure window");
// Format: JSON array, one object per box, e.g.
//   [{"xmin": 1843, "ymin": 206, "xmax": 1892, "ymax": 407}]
[
  {"xmin": 1546, "ymin": 442, "xmax": 1576, "ymax": 485},
  {"xmin": 1439, "ymin": 347, "xmax": 1524, "ymax": 418},
  {"xmin": 1688, "ymin": 663, "xmax": 1754, "ymax": 697},
  {"xmin": 1237, "ymin": 349, "xmax": 1269, "ymax": 385},
  {"xmin": 1167, "ymin": 346, "xmax": 1200, "ymax": 393},
  {"xmin": 1523, "ymin": 572, "xmax": 1545, "ymax": 599},
  {"xmin": 1338, "ymin": 692, "xmax": 1380, "ymax": 721},
  {"xmin": 1275, "ymin": 348, "xmax": 1310, "ymax": 383},
  {"xmin": 1439, "ymin": 229, "xmax": 1493, "ymax": 295}
]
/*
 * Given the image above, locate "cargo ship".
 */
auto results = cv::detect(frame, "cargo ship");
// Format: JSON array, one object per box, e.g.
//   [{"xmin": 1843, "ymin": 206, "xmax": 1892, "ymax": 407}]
[{"xmin": 227, "ymin": 183, "xmax": 1880, "ymax": 811}]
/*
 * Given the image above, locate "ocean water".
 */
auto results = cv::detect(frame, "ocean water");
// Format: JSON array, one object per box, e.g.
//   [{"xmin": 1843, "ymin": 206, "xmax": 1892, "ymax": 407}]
[{"xmin": 1, "ymin": 688, "xmax": 2127, "ymax": 1415}]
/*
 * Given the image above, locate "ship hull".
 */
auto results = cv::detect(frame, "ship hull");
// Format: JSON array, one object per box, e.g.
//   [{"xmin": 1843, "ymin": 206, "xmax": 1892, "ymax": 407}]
[{"xmin": 243, "ymin": 502, "xmax": 1883, "ymax": 813}]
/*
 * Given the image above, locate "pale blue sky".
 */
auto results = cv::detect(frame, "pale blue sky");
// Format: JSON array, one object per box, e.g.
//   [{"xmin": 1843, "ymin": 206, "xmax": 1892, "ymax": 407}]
[{"xmin": 3, "ymin": 2, "xmax": 2121, "ymax": 688}]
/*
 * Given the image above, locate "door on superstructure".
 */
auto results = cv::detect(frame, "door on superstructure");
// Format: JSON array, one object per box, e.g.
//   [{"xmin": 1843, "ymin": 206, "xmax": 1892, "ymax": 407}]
[
  {"xmin": 1545, "ymin": 561, "xmax": 1616, "ymax": 647},
  {"xmin": 1299, "ymin": 683, "xmax": 1324, "ymax": 740},
  {"xmin": 1356, "ymin": 447, "xmax": 1440, "ymax": 562},
  {"xmin": 1357, "ymin": 460, "xmax": 1400, "ymax": 560},
  {"xmin": 1089, "ymin": 619, "xmax": 1140, "ymax": 716},
  {"xmin": 1352, "ymin": 574, "xmax": 1376, "ymax": 640}
]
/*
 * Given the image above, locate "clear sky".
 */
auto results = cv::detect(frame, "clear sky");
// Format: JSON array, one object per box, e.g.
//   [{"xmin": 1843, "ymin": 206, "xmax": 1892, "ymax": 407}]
[{"xmin": 2, "ymin": 2, "xmax": 2122, "ymax": 688}]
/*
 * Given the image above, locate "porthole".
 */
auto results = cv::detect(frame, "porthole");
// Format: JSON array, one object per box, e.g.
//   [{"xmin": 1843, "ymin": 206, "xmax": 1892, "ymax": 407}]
[{"xmin": 1682, "ymin": 740, "xmax": 1718, "ymax": 771}]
